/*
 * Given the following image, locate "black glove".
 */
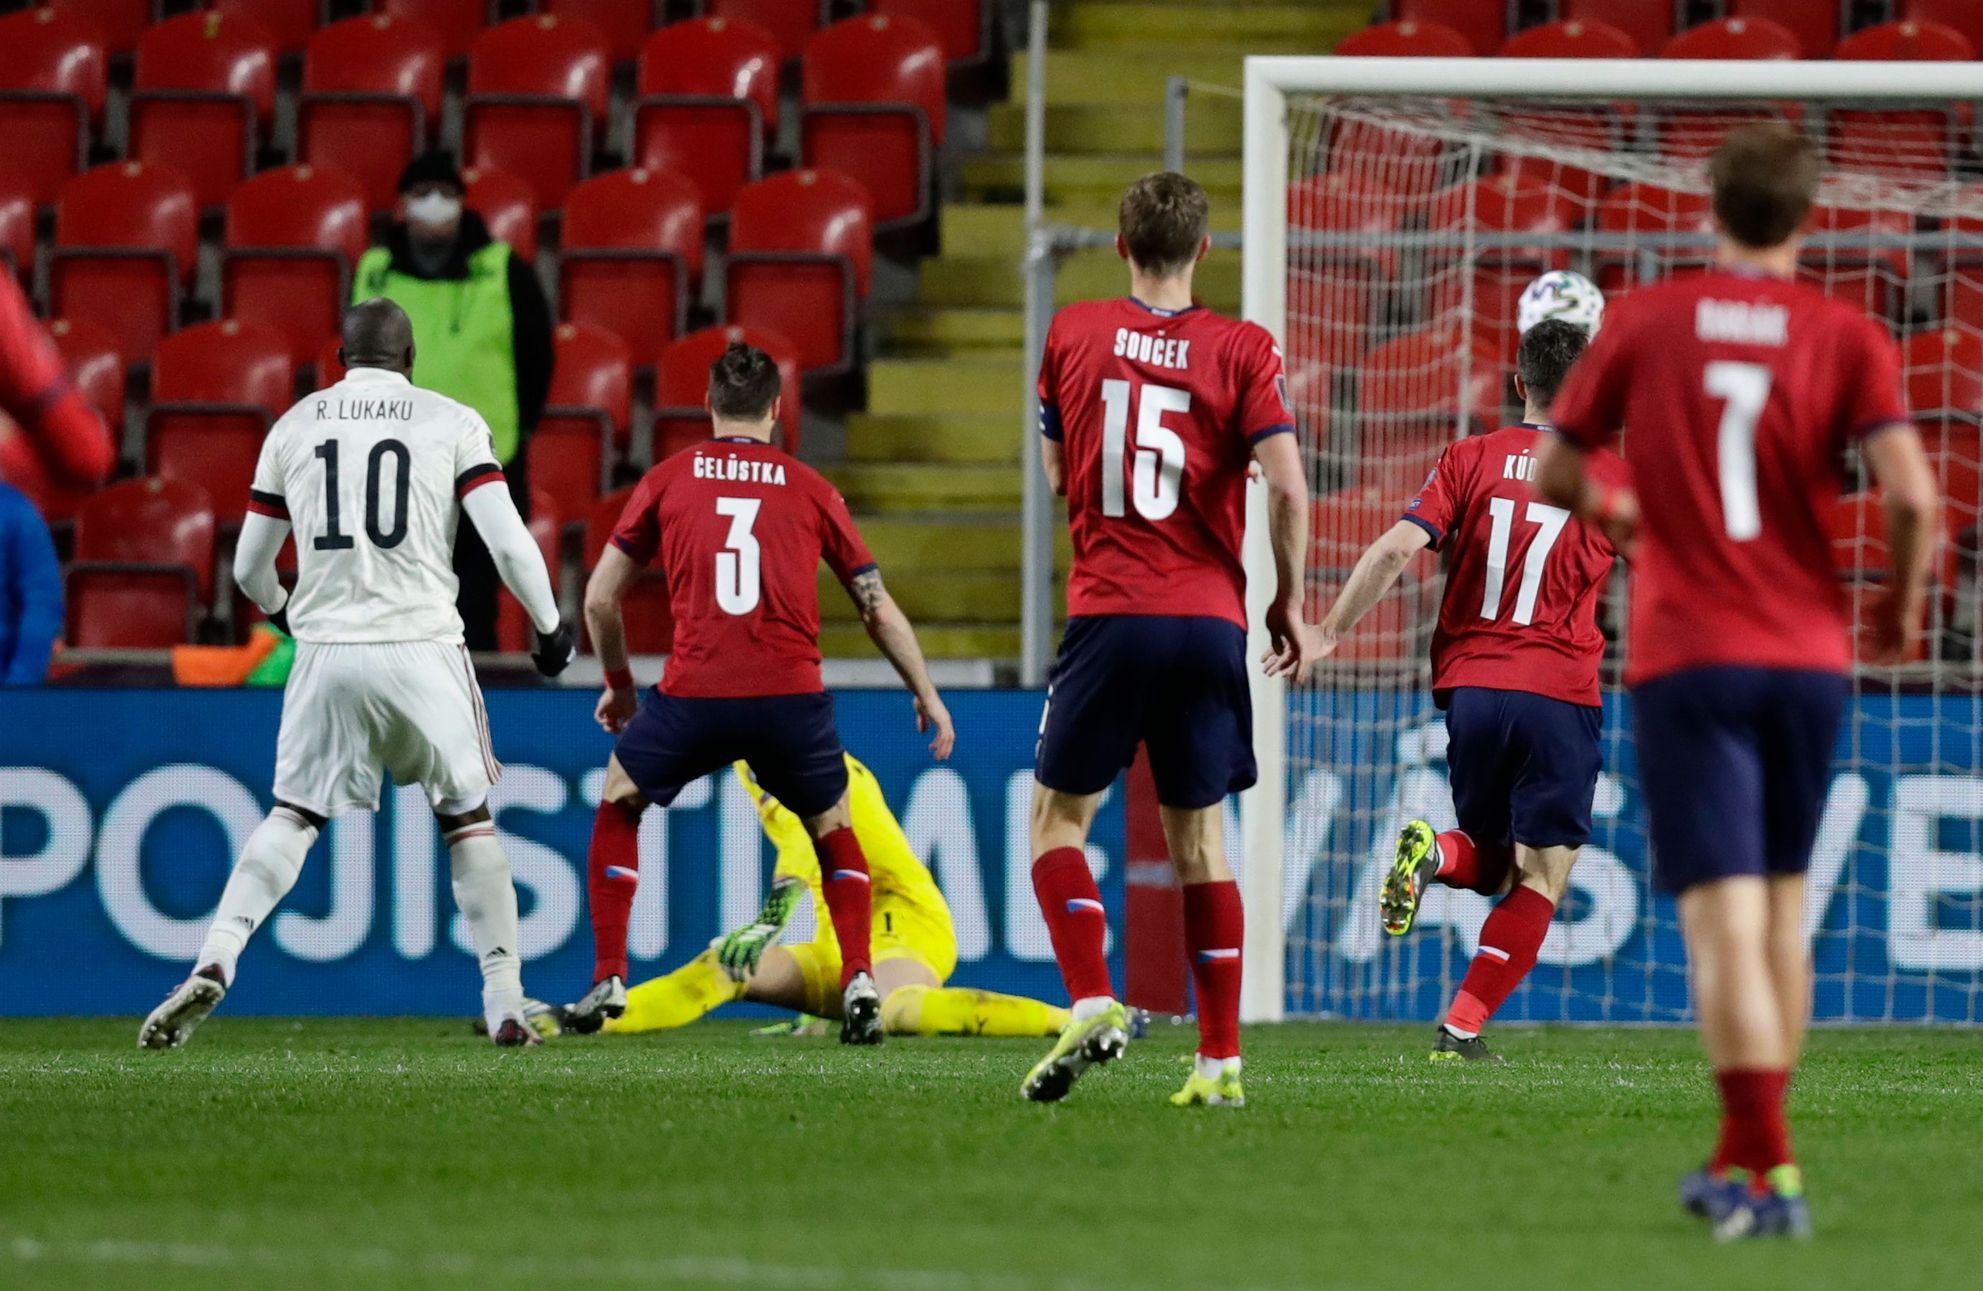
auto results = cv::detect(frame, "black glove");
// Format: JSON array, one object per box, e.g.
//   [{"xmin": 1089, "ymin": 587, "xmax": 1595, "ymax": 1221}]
[
  {"xmin": 267, "ymin": 602, "xmax": 291, "ymax": 636},
  {"xmin": 532, "ymin": 622, "xmax": 577, "ymax": 678}
]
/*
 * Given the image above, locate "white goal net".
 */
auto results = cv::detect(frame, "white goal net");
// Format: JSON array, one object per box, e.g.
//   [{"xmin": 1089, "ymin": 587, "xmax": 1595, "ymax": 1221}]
[{"xmin": 1240, "ymin": 57, "xmax": 1983, "ymax": 1025}]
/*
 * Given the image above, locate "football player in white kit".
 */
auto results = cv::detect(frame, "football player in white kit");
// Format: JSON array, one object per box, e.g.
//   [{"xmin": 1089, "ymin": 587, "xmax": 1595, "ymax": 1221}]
[{"xmin": 140, "ymin": 300, "xmax": 576, "ymax": 1049}]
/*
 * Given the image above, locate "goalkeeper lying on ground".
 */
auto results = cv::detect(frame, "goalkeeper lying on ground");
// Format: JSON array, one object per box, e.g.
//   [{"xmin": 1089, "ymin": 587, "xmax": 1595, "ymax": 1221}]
[{"xmin": 562, "ymin": 755, "xmax": 1070, "ymax": 1039}]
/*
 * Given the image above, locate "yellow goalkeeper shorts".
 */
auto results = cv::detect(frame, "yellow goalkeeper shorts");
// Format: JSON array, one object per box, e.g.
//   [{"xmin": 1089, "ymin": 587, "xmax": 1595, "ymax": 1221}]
[{"xmin": 788, "ymin": 894, "xmax": 957, "ymax": 1016}]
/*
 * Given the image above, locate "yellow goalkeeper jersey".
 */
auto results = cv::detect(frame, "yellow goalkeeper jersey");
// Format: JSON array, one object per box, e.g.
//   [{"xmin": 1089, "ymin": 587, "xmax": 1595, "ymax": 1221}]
[{"xmin": 731, "ymin": 756, "xmax": 951, "ymax": 927}]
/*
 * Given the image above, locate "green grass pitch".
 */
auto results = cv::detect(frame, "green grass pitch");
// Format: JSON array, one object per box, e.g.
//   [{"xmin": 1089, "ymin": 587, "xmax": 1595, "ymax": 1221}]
[{"xmin": 2, "ymin": 1019, "xmax": 1978, "ymax": 1291}]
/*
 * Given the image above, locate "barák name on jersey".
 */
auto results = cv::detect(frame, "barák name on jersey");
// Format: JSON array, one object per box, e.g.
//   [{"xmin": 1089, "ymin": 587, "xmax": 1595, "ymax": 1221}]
[
  {"xmin": 1111, "ymin": 328, "xmax": 1190, "ymax": 370},
  {"xmin": 315, "ymin": 397, "xmax": 415, "ymax": 421},
  {"xmin": 693, "ymin": 452, "xmax": 789, "ymax": 486},
  {"xmin": 1695, "ymin": 299, "xmax": 1788, "ymax": 347}
]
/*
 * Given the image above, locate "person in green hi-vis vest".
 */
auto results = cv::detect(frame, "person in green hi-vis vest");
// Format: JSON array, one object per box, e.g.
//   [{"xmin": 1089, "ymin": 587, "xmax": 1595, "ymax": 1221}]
[{"xmin": 354, "ymin": 150, "xmax": 554, "ymax": 650}]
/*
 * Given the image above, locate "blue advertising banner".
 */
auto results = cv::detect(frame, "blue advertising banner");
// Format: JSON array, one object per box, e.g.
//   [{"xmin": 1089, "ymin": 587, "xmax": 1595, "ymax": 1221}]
[
  {"xmin": 0, "ymin": 689, "xmax": 1120, "ymax": 1017},
  {"xmin": 4, "ymin": 688, "xmax": 1981, "ymax": 1022},
  {"xmin": 1288, "ymin": 689, "xmax": 1983, "ymax": 1025}
]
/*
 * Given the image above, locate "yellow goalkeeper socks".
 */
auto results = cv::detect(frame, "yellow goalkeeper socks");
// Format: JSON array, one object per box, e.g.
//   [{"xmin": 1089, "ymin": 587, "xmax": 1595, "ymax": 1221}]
[
  {"xmin": 604, "ymin": 951, "xmax": 744, "ymax": 1034},
  {"xmin": 880, "ymin": 984, "xmax": 1071, "ymax": 1037}
]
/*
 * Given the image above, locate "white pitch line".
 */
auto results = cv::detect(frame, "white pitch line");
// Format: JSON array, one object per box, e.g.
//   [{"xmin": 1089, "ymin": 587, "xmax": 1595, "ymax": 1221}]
[{"xmin": 1, "ymin": 1236, "xmax": 1353, "ymax": 1291}]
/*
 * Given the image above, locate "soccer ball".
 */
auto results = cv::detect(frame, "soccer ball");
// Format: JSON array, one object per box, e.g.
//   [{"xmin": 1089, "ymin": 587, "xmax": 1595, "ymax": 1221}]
[{"xmin": 1517, "ymin": 270, "xmax": 1605, "ymax": 338}]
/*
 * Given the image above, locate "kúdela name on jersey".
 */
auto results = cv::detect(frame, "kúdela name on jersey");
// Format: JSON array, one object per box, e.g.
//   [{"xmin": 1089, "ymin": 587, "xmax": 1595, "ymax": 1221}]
[{"xmin": 693, "ymin": 452, "xmax": 789, "ymax": 485}]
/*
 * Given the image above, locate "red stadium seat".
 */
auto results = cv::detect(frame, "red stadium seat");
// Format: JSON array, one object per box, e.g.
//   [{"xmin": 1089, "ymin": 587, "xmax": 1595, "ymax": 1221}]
[
  {"xmin": 0, "ymin": 9, "xmax": 107, "ymax": 208},
  {"xmin": 1799, "ymin": 200, "xmax": 1910, "ymax": 322},
  {"xmin": 654, "ymin": 324, "xmax": 803, "ymax": 458},
  {"xmin": 1287, "ymin": 173, "xmax": 1405, "ymax": 373},
  {"xmin": 68, "ymin": 476, "xmax": 216, "ymax": 646},
  {"xmin": 543, "ymin": 0, "xmax": 651, "ymax": 64},
  {"xmin": 463, "ymin": 164, "xmax": 539, "ymax": 262},
  {"xmin": 33, "ymin": 315, "xmax": 125, "ymax": 525},
  {"xmin": 1357, "ymin": 323, "xmax": 1502, "ymax": 439},
  {"xmin": 708, "ymin": 0, "xmax": 822, "ymax": 62},
  {"xmin": 1559, "ymin": 1, "xmax": 1673, "ymax": 56},
  {"xmin": 632, "ymin": 17, "xmax": 780, "ymax": 214},
  {"xmin": 464, "ymin": 14, "xmax": 610, "ymax": 207},
  {"xmin": 1500, "ymin": 18, "xmax": 1638, "ymax": 59},
  {"xmin": 317, "ymin": 336, "xmax": 346, "ymax": 384},
  {"xmin": 220, "ymin": 164, "xmax": 369, "ymax": 376},
  {"xmin": 1592, "ymin": 182, "xmax": 1714, "ymax": 292},
  {"xmin": 130, "ymin": 11, "xmax": 278, "ymax": 209},
  {"xmin": 497, "ymin": 488, "xmax": 562, "ymax": 652},
  {"xmin": 212, "ymin": 0, "xmax": 319, "ymax": 54},
  {"xmin": 724, "ymin": 170, "xmax": 872, "ymax": 377},
  {"xmin": 558, "ymin": 168, "xmax": 704, "ymax": 356},
  {"xmin": 0, "ymin": 175, "xmax": 33, "ymax": 283},
  {"xmin": 43, "ymin": 0, "xmax": 149, "ymax": 53},
  {"xmin": 1390, "ymin": 1, "xmax": 1502, "ymax": 55},
  {"xmin": 801, "ymin": 14, "xmax": 945, "ymax": 230},
  {"xmin": 533, "ymin": 322, "xmax": 626, "ymax": 525},
  {"xmin": 301, "ymin": 14, "xmax": 447, "ymax": 213},
  {"xmin": 380, "ymin": 0, "xmax": 489, "ymax": 61},
  {"xmin": 1924, "ymin": 422, "xmax": 1982, "ymax": 531},
  {"xmin": 146, "ymin": 320, "xmax": 291, "ymax": 528},
  {"xmin": 584, "ymin": 486, "xmax": 674, "ymax": 653},
  {"xmin": 1424, "ymin": 173, "xmax": 1580, "ymax": 361},
  {"xmin": 1336, "ymin": 19, "xmax": 1473, "ymax": 58},
  {"xmin": 1662, "ymin": 16, "xmax": 1801, "ymax": 60},
  {"xmin": 1727, "ymin": 0, "xmax": 1838, "ymax": 58},
  {"xmin": 1831, "ymin": 22, "xmax": 1973, "ymax": 179},
  {"xmin": 871, "ymin": 0, "xmax": 988, "ymax": 65},
  {"xmin": 50, "ymin": 162, "xmax": 198, "ymax": 369},
  {"xmin": 1902, "ymin": 328, "xmax": 1983, "ymax": 425},
  {"xmin": 1906, "ymin": 0, "xmax": 1983, "ymax": 55},
  {"xmin": 47, "ymin": 316, "xmax": 124, "ymax": 433},
  {"xmin": 1826, "ymin": 489, "xmax": 1951, "ymax": 662}
]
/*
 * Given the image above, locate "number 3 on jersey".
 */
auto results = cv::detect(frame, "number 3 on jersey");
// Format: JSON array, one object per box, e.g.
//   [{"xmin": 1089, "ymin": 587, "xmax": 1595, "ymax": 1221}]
[
  {"xmin": 715, "ymin": 496, "xmax": 761, "ymax": 615},
  {"xmin": 1099, "ymin": 378, "xmax": 1188, "ymax": 520}
]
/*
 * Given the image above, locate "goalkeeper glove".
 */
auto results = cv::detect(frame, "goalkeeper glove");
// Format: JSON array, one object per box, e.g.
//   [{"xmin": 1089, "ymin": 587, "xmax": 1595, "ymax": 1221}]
[
  {"xmin": 532, "ymin": 622, "xmax": 577, "ymax": 678},
  {"xmin": 716, "ymin": 876, "xmax": 805, "ymax": 980}
]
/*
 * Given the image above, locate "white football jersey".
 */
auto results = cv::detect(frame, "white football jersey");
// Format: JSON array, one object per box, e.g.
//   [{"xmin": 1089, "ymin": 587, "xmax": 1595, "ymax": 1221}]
[{"xmin": 249, "ymin": 366, "xmax": 504, "ymax": 644}]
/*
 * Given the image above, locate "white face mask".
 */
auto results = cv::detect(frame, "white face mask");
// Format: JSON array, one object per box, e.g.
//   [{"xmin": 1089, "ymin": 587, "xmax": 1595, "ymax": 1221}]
[{"xmin": 406, "ymin": 192, "xmax": 462, "ymax": 227}]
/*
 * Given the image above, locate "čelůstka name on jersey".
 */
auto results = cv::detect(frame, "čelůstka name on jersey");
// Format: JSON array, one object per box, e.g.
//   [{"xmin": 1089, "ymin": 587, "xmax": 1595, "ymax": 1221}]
[{"xmin": 693, "ymin": 452, "xmax": 789, "ymax": 485}]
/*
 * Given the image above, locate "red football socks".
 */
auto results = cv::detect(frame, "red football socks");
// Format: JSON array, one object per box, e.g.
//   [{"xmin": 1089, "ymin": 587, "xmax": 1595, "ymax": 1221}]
[
  {"xmin": 1183, "ymin": 879, "xmax": 1244, "ymax": 1060},
  {"xmin": 1434, "ymin": 830, "xmax": 1513, "ymax": 895},
  {"xmin": 587, "ymin": 800, "xmax": 642, "ymax": 983},
  {"xmin": 1443, "ymin": 885, "xmax": 1554, "ymax": 1036},
  {"xmin": 1713, "ymin": 1068, "xmax": 1795, "ymax": 1177},
  {"xmin": 816, "ymin": 828, "xmax": 874, "ymax": 984},
  {"xmin": 1435, "ymin": 831, "xmax": 1477, "ymax": 887},
  {"xmin": 1032, "ymin": 846, "xmax": 1113, "ymax": 1003}
]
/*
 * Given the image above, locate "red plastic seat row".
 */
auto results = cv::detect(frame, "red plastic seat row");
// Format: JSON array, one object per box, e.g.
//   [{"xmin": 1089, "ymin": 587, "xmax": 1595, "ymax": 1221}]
[{"xmin": 66, "ymin": 475, "xmax": 216, "ymax": 648}]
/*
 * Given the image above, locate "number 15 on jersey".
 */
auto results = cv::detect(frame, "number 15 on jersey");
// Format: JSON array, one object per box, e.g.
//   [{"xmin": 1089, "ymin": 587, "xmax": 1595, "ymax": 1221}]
[{"xmin": 1099, "ymin": 378, "xmax": 1188, "ymax": 521}]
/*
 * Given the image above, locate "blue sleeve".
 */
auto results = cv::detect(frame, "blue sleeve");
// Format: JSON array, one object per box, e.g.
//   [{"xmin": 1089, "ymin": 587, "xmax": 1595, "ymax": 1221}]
[{"xmin": 3, "ymin": 496, "xmax": 63, "ymax": 685}]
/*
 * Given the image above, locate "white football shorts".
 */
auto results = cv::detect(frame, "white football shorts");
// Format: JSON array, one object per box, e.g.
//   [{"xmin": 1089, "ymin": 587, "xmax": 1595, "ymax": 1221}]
[{"xmin": 272, "ymin": 641, "xmax": 500, "ymax": 817}]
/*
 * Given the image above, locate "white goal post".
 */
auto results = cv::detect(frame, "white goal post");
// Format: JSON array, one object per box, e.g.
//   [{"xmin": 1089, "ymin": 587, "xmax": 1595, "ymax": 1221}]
[{"xmin": 1239, "ymin": 56, "xmax": 1983, "ymax": 1024}]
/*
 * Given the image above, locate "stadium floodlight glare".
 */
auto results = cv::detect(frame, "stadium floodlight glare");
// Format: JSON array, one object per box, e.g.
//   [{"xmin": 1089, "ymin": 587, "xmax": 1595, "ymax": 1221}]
[{"xmin": 1240, "ymin": 55, "xmax": 1983, "ymax": 1024}]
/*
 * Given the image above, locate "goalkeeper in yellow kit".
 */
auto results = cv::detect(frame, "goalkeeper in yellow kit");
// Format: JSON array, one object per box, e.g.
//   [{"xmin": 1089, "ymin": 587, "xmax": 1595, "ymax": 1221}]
[{"xmin": 581, "ymin": 755, "xmax": 1070, "ymax": 1039}]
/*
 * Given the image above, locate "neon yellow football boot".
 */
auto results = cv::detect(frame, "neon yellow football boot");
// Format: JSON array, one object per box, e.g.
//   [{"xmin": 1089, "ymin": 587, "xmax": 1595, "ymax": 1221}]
[
  {"xmin": 1381, "ymin": 820, "xmax": 1441, "ymax": 937},
  {"xmin": 1021, "ymin": 1002, "xmax": 1130, "ymax": 1103},
  {"xmin": 1169, "ymin": 1057, "xmax": 1245, "ymax": 1108}
]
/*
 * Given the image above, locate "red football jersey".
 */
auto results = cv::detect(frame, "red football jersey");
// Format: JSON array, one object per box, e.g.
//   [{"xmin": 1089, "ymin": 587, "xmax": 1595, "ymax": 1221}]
[
  {"xmin": 1037, "ymin": 298, "xmax": 1295, "ymax": 628},
  {"xmin": 612, "ymin": 437, "xmax": 875, "ymax": 698},
  {"xmin": 1405, "ymin": 424, "xmax": 1615, "ymax": 707},
  {"xmin": 1551, "ymin": 268, "xmax": 1909, "ymax": 686},
  {"xmin": 0, "ymin": 274, "xmax": 113, "ymax": 490}
]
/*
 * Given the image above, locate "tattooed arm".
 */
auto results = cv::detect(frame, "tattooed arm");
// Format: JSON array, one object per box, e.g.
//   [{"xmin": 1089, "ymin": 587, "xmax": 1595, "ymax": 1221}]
[{"xmin": 846, "ymin": 567, "xmax": 955, "ymax": 759}]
